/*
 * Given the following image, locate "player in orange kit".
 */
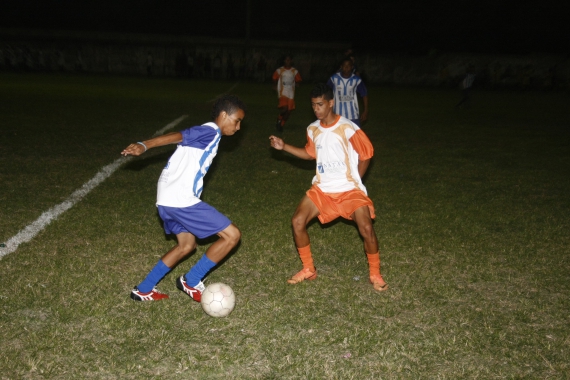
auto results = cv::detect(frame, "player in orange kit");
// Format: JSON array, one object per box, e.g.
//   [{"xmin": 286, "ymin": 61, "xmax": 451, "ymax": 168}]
[
  {"xmin": 269, "ymin": 83, "xmax": 387, "ymax": 291},
  {"xmin": 272, "ymin": 54, "xmax": 302, "ymax": 132}
]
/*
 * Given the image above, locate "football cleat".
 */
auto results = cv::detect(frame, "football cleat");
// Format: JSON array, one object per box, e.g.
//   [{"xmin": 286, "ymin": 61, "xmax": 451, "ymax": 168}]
[
  {"xmin": 275, "ymin": 119, "xmax": 283, "ymax": 132},
  {"xmin": 176, "ymin": 276, "xmax": 205, "ymax": 302},
  {"xmin": 287, "ymin": 267, "xmax": 317, "ymax": 284},
  {"xmin": 130, "ymin": 286, "xmax": 169, "ymax": 301},
  {"xmin": 369, "ymin": 274, "xmax": 388, "ymax": 291}
]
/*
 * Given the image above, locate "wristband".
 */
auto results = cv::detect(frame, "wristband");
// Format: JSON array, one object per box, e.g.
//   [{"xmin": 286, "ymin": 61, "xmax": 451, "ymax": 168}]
[{"xmin": 137, "ymin": 142, "xmax": 147, "ymax": 152}]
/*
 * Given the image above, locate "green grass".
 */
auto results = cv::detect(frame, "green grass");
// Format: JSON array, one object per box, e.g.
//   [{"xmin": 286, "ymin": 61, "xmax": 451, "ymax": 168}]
[{"xmin": 1, "ymin": 72, "xmax": 569, "ymax": 379}]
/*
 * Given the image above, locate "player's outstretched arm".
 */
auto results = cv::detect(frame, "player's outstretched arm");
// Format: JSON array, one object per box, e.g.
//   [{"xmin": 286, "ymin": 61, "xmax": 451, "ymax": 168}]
[
  {"xmin": 121, "ymin": 132, "xmax": 183, "ymax": 156},
  {"xmin": 269, "ymin": 135, "xmax": 313, "ymax": 160}
]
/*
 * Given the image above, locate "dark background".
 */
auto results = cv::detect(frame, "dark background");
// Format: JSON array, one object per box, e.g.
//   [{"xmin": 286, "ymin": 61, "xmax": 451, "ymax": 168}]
[{"xmin": 2, "ymin": 0, "xmax": 568, "ymax": 55}]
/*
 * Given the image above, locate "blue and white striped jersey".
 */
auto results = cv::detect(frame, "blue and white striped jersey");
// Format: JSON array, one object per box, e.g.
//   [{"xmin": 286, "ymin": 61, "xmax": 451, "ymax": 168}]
[
  {"xmin": 327, "ymin": 73, "xmax": 368, "ymax": 121},
  {"xmin": 157, "ymin": 122, "xmax": 221, "ymax": 207}
]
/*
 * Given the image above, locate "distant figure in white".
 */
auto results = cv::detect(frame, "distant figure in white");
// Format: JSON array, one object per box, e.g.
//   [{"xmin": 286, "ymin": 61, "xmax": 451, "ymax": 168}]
[{"xmin": 456, "ymin": 66, "xmax": 476, "ymax": 108}]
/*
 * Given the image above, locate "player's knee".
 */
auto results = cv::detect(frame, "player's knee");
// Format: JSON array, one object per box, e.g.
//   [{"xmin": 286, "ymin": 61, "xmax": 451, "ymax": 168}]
[
  {"xmin": 359, "ymin": 223, "xmax": 376, "ymax": 240},
  {"xmin": 291, "ymin": 214, "xmax": 306, "ymax": 232},
  {"xmin": 224, "ymin": 225, "xmax": 241, "ymax": 246},
  {"xmin": 179, "ymin": 242, "xmax": 197, "ymax": 255}
]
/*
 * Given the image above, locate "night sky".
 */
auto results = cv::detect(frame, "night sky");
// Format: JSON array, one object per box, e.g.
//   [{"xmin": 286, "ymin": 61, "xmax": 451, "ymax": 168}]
[{"xmin": 2, "ymin": 0, "xmax": 568, "ymax": 55}]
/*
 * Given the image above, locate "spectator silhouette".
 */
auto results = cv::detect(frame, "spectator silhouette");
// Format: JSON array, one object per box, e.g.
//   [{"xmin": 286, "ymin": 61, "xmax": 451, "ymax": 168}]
[
  {"xmin": 146, "ymin": 52, "xmax": 153, "ymax": 76},
  {"xmin": 456, "ymin": 66, "xmax": 476, "ymax": 108}
]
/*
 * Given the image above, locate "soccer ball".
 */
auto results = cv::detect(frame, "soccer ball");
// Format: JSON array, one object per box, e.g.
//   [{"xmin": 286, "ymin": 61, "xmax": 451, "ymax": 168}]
[{"xmin": 200, "ymin": 283, "xmax": 235, "ymax": 317}]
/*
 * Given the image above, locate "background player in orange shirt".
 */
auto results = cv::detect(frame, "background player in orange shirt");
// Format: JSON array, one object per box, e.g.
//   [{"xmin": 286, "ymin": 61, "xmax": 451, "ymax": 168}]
[
  {"xmin": 269, "ymin": 83, "xmax": 387, "ymax": 291},
  {"xmin": 272, "ymin": 54, "xmax": 302, "ymax": 132}
]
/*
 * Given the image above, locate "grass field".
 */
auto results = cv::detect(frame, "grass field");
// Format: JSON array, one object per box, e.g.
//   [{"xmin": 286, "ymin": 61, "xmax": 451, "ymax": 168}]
[{"xmin": 1, "ymin": 72, "xmax": 569, "ymax": 379}]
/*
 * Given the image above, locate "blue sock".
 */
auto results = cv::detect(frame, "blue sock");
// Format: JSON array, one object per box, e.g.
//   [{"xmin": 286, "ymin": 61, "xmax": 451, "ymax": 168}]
[
  {"xmin": 185, "ymin": 255, "xmax": 216, "ymax": 287},
  {"xmin": 138, "ymin": 260, "xmax": 171, "ymax": 293}
]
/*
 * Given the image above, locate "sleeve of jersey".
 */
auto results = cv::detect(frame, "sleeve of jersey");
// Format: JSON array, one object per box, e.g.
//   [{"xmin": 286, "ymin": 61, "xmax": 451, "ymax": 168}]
[
  {"xmin": 180, "ymin": 126, "xmax": 218, "ymax": 149},
  {"xmin": 304, "ymin": 131, "xmax": 316, "ymax": 159},
  {"xmin": 326, "ymin": 77, "xmax": 334, "ymax": 89},
  {"xmin": 356, "ymin": 81, "xmax": 368, "ymax": 97},
  {"xmin": 349, "ymin": 129, "xmax": 374, "ymax": 160}
]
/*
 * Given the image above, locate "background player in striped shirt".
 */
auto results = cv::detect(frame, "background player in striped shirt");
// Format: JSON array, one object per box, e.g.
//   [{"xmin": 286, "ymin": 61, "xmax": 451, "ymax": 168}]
[
  {"xmin": 272, "ymin": 54, "xmax": 302, "ymax": 132},
  {"xmin": 269, "ymin": 83, "xmax": 387, "ymax": 292},
  {"xmin": 121, "ymin": 94, "xmax": 246, "ymax": 302},
  {"xmin": 327, "ymin": 57, "xmax": 369, "ymax": 127}
]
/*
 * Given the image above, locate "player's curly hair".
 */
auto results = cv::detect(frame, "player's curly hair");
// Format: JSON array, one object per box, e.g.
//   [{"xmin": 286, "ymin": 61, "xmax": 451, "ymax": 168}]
[
  {"xmin": 310, "ymin": 83, "xmax": 334, "ymax": 101},
  {"xmin": 211, "ymin": 94, "xmax": 246, "ymax": 120}
]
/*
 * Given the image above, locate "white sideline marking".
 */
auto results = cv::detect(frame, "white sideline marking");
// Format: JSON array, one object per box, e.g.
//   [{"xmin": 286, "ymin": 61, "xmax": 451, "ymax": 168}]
[{"xmin": 0, "ymin": 115, "xmax": 188, "ymax": 259}]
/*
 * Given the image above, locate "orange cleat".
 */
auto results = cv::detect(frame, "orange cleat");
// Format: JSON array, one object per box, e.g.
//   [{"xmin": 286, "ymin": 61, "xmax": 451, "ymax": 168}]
[
  {"xmin": 369, "ymin": 274, "xmax": 388, "ymax": 291},
  {"xmin": 287, "ymin": 267, "xmax": 317, "ymax": 284}
]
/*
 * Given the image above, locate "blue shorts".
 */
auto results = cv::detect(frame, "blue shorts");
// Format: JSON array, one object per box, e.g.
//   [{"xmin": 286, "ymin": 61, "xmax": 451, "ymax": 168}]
[{"xmin": 157, "ymin": 202, "xmax": 231, "ymax": 239}]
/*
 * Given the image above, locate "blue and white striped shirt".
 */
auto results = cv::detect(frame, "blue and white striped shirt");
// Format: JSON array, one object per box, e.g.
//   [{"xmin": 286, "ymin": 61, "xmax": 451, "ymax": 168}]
[{"xmin": 327, "ymin": 73, "xmax": 368, "ymax": 121}]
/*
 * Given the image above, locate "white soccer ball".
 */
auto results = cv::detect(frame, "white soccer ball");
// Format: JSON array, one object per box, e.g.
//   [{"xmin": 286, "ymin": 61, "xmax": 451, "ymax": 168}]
[{"xmin": 200, "ymin": 283, "xmax": 235, "ymax": 317}]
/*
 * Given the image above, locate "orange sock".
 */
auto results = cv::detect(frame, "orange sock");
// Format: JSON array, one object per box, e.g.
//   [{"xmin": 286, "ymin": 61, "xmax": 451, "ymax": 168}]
[
  {"xmin": 297, "ymin": 245, "xmax": 315, "ymax": 272},
  {"xmin": 366, "ymin": 252, "xmax": 381, "ymax": 277}
]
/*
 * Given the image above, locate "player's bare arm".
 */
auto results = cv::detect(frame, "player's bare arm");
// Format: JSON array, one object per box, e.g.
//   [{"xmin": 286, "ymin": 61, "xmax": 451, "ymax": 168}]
[
  {"xmin": 269, "ymin": 135, "xmax": 313, "ymax": 160},
  {"xmin": 358, "ymin": 158, "xmax": 371, "ymax": 178},
  {"xmin": 121, "ymin": 132, "xmax": 183, "ymax": 156}
]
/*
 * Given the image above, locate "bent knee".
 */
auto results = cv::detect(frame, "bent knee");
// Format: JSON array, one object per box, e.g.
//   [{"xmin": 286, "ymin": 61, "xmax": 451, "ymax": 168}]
[
  {"xmin": 291, "ymin": 214, "xmax": 307, "ymax": 231},
  {"xmin": 359, "ymin": 223, "xmax": 376, "ymax": 239},
  {"xmin": 223, "ymin": 224, "xmax": 241, "ymax": 245},
  {"xmin": 179, "ymin": 242, "xmax": 197, "ymax": 255}
]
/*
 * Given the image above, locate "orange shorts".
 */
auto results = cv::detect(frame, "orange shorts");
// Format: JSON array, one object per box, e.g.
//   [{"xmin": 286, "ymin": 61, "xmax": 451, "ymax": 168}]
[
  {"xmin": 278, "ymin": 96, "xmax": 295, "ymax": 110},
  {"xmin": 306, "ymin": 185, "xmax": 376, "ymax": 224}
]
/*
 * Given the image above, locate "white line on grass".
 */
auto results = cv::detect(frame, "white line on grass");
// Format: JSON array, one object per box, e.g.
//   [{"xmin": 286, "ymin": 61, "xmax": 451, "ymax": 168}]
[
  {"xmin": 0, "ymin": 115, "xmax": 188, "ymax": 259},
  {"xmin": 207, "ymin": 82, "xmax": 239, "ymax": 102}
]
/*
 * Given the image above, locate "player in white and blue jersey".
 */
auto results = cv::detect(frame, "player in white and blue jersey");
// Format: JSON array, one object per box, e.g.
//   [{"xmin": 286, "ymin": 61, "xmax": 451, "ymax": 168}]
[
  {"xmin": 121, "ymin": 94, "xmax": 246, "ymax": 302},
  {"xmin": 327, "ymin": 57, "xmax": 369, "ymax": 127}
]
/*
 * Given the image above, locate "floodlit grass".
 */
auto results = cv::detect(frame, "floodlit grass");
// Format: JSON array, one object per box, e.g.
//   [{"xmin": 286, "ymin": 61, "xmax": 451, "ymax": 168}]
[{"xmin": 1, "ymin": 72, "xmax": 569, "ymax": 379}]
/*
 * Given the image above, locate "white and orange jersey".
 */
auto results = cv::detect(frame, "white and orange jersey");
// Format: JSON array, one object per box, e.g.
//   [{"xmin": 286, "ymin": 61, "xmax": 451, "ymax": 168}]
[
  {"xmin": 304, "ymin": 115, "xmax": 374, "ymax": 194},
  {"xmin": 272, "ymin": 66, "xmax": 302, "ymax": 99}
]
